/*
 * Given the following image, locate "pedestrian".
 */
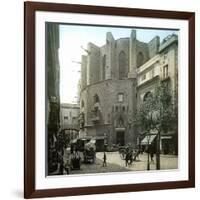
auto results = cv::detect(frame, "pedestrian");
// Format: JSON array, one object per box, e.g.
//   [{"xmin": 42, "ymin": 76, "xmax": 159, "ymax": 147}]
[
  {"xmin": 129, "ymin": 151, "xmax": 133, "ymax": 165},
  {"xmin": 70, "ymin": 145, "xmax": 74, "ymax": 154},
  {"xmin": 134, "ymin": 149, "xmax": 139, "ymax": 161},
  {"xmin": 102, "ymin": 152, "xmax": 107, "ymax": 167},
  {"xmin": 125, "ymin": 152, "xmax": 129, "ymax": 167},
  {"xmin": 150, "ymin": 151, "xmax": 154, "ymax": 163},
  {"xmin": 64, "ymin": 148, "xmax": 71, "ymax": 175},
  {"xmin": 58, "ymin": 152, "xmax": 64, "ymax": 175}
]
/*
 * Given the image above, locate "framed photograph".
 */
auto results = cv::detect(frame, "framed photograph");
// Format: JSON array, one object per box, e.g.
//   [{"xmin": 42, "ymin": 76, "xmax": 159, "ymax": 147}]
[{"xmin": 24, "ymin": 1, "xmax": 195, "ymax": 198}]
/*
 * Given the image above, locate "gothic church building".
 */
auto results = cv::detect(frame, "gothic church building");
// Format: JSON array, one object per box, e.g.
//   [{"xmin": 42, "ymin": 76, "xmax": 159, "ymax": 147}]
[{"xmin": 79, "ymin": 29, "xmax": 178, "ymax": 151}]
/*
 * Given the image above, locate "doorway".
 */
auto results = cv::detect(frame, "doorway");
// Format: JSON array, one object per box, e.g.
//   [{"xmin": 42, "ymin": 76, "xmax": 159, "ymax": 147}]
[{"xmin": 116, "ymin": 131, "xmax": 125, "ymax": 146}]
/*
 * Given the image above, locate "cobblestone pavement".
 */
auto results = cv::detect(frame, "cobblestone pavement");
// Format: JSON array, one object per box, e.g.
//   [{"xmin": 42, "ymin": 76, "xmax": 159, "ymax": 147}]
[
  {"xmin": 61, "ymin": 151, "xmax": 178, "ymax": 175},
  {"xmin": 69, "ymin": 157, "xmax": 131, "ymax": 175},
  {"xmin": 96, "ymin": 151, "xmax": 178, "ymax": 171},
  {"xmin": 62, "ymin": 149, "xmax": 131, "ymax": 175}
]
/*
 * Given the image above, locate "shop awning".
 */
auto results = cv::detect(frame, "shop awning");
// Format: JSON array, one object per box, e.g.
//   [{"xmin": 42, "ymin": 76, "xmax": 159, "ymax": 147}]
[
  {"xmin": 141, "ymin": 134, "xmax": 157, "ymax": 145},
  {"xmin": 161, "ymin": 136, "xmax": 172, "ymax": 139},
  {"xmin": 115, "ymin": 127, "xmax": 125, "ymax": 131}
]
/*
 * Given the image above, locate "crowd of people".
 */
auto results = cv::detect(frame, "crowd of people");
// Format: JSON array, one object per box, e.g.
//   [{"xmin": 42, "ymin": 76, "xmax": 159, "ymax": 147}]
[
  {"xmin": 118, "ymin": 145, "xmax": 155, "ymax": 167},
  {"xmin": 51, "ymin": 134, "xmax": 156, "ymax": 175}
]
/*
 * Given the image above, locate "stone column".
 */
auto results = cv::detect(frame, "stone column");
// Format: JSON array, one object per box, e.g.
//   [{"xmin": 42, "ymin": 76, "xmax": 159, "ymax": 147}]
[
  {"xmin": 128, "ymin": 30, "xmax": 137, "ymax": 78},
  {"xmin": 106, "ymin": 32, "xmax": 115, "ymax": 79}
]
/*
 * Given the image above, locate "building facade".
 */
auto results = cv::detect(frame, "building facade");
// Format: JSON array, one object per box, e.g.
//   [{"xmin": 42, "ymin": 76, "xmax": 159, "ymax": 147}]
[
  {"xmin": 47, "ymin": 23, "xmax": 60, "ymax": 132},
  {"xmin": 46, "ymin": 23, "xmax": 60, "ymax": 139},
  {"xmin": 60, "ymin": 103, "xmax": 80, "ymax": 140},
  {"xmin": 46, "ymin": 23, "xmax": 61, "ymax": 174},
  {"xmin": 137, "ymin": 34, "xmax": 178, "ymax": 154},
  {"xmin": 80, "ymin": 30, "xmax": 178, "ymax": 151}
]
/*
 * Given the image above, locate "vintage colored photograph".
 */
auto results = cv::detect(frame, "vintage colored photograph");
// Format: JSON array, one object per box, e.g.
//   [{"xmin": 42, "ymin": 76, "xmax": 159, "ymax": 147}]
[{"xmin": 46, "ymin": 23, "xmax": 179, "ymax": 176}]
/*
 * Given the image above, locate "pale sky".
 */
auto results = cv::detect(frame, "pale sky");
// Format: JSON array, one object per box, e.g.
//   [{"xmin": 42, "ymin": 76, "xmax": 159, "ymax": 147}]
[{"xmin": 59, "ymin": 24, "xmax": 178, "ymax": 103}]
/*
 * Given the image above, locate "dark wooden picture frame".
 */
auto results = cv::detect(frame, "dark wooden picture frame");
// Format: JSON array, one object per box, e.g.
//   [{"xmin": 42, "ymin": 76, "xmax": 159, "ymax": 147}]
[{"xmin": 24, "ymin": 1, "xmax": 195, "ymax": 198}]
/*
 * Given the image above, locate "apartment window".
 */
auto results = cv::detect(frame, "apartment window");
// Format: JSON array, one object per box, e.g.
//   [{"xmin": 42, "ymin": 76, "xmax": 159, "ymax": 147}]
[
  {"xmin": 151, "ymin": 68, "xmax": 155, "ymax": 78},
  {"xmin": 118, "ymin": 93, "xmax": 124, "ymax": 102},
  {"xmin": 116, "ymin": 106, "xmax": 118, "ymax": 112},
  {"xmin": 64, "ymin": 116, "xmax": 68, "ymax": 120},
  {"xmin": 164, "ymin": 53, "xmax": 168, "ymax": 60},
  {"xmin": 94, "ymin": 94, "xmax": 100, "ymax": 103},
  {"xmin": 118, "ymin": 117, "xmax": 124, "ymax": 127},
  {"xmin": 112, "ymin": 105, "xmax": 114, "ymax": 112},
  {"xmin": 163, "ymin": 65, "xmax": 169, "ymax": 78},
  {"xmin": 141, "ymin": 74, "xmax": 146, "ymax": 81},
  {"xmin": 163, "ymin": 53, "xmax": 168, "ymax": 64}
]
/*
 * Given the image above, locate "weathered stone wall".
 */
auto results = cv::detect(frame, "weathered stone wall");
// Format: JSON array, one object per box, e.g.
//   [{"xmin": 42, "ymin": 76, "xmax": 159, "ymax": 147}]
[
  {"xmin": 80, "ymin": 79, "xmax": 138, "ymax": 146},
  {"xmin": 99, "ymin": 35, "xmax": 130, "ymax": 80},
  {"xmin": 148, "ymin": 36, "xmax": 160, "ymax": 59},
  {"xmin": 129, "ymin": 30, "xmax": 137, "ymax": 78},
  {"xmin": 115, "ymin": 38, "xmax": 130, "ymax": 79},
  {"xmin": 81, "ymin": 55, "xmax": 87, "ymax": 90},
  {"xmin": 80, "ymin": 30, "xmax": 178, "ymax": 148},
  {"xmin": 137, "ymin": 77, "xmax": 160, "ymax": 103},
  {"xmin": 159, "ymin": 41, "xmax": 178, "ymax": 100},
  {"xmin": 106, "ymin": 32, "xmax": 115, "ymax": 80},
  {"xmin": 60, "ymin": 103, "xmax": 80, "ymax": 129},
  {"xmin": 99, "ymin": 45, "xmax": 107, "ymax": 81},
  {"xmin": 47, "ymin": 23, "xmax": 60, "ymax": 101},
  {"xmin": 136, "ymin": 40, "xmax": 149, "ymax": 66},
  {"xmin": 87, "ymin": 42, "xmax": 100, "ymax": 85}
]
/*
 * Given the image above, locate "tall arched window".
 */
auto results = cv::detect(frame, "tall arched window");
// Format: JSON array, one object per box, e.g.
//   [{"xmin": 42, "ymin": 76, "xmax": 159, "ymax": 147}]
[
  {"xmin": 137, "ymin": 52, "xmax": 144, "ymax": 68},
  {"xmin": 81, "ymin": 100, "xmax": 84, "ymax": 108},
  {"xmin": 118, "ymin": 116, "xmax": 124, "ymax": 127},
  {"xmin": 94, "ymin": 94, "xmax": 100, "ymax": 103},
  {"xmin": 102, "ymin": 55, "xmax": 106, "ymax": 80},
  {"xmin": 93, "ymin": 94, "xmax": 100, "ymax": 118},
  {"xmin": 119, "ymin": 51, "xmax": 127, "ymax": 79}
]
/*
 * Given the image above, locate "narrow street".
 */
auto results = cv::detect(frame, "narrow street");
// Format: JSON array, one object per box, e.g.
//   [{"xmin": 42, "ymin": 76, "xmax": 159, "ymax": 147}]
[
  {"xmin": 62, "ymin": 150, "xmax": 178, "ymax": 175},
  {"xmin": 69, "ymin": 157, "xmax": 131, "ymax": 175},
  {"xmin": 96, "ymin": 151, "xmax": 178, "ymax": 171}
]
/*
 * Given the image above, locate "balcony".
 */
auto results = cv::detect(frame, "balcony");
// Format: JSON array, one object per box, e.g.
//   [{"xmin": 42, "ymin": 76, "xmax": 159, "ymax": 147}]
[{"xmin": 91, "ymin": 115, "xmax": 100, "ymax": 122}]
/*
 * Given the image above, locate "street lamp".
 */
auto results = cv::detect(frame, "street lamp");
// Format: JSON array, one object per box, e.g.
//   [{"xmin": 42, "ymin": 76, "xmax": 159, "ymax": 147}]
[
  {"xmin": 146, "ymin": 134, "xmax": 151, "ymax": 170},
  {"xmin": 152, "ymin": 111, "xmax": 161, "ymax": 170},
  {"xmin": 146, "ymin": 109, "xmax": 161, "ymax": 170}
]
